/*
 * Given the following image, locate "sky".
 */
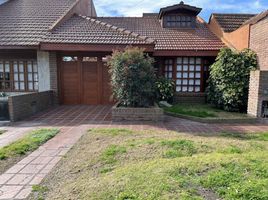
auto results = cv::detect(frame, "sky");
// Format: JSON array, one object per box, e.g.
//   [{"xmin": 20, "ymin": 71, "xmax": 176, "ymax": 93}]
[
  {"xmin": 0, "ymin": 0, "xmax": 267, "ymax": 21},
  {"xmin": 94, "ymin": 0, "xmax": 268, "ymax": 21}
]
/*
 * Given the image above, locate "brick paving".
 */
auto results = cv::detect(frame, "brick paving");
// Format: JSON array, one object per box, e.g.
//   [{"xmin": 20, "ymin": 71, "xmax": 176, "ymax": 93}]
[
  {"xmin": 1, "ymin": 105, "xmax": 268, "ymax": 199},
  {"xmin": 0, "ymin": 127, "xmax": 37, "ymax": 148}
]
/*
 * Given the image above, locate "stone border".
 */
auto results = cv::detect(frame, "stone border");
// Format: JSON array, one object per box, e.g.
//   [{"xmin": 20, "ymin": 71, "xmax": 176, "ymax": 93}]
[
  {"xmin": 112, "ymin": 103, "xmax": 164, "ymax": 121},
  {"xmin": 165, "ymin": 111, "xmax": 258, "ymax": 124}
]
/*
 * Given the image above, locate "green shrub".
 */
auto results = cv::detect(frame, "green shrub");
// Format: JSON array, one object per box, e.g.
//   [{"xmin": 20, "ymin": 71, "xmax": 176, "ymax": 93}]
[
  {"xmin": 156, "ymin": 76, "xmax": 175, "ymax": 102},
  {"xmin": 207, "ymin": 48, "xmax": 257, "ymax": 112},
  {"xmin": 108, "ymin": 47, "xmax": 156, "ymax": 107}
]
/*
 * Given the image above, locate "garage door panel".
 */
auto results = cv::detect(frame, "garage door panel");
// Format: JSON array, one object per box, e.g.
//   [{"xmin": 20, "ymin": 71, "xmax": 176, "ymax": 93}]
[
  {"xmin": 61, "ymin": 62, "xmax": 79, "ymax": 104},
  {"xmin": 82, "ymin": 62, "xmax": 98, "ymax": 104}
]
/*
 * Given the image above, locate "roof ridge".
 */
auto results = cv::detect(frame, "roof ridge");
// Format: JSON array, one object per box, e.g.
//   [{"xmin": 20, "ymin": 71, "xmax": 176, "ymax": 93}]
[
  {"xmin": 79, "ymin": 15, "xmax": 155, "ymax": 44},
  {"xmin": 49, "ymin": 0, "xmax": 81, "ymax": 32},
  {"xmin": 212, "ymin": 13, "xmax": 256, "ymax": 16},
  {"xmin": 242, "ymin": 9, "xmax": 268, "ymax": 26}
]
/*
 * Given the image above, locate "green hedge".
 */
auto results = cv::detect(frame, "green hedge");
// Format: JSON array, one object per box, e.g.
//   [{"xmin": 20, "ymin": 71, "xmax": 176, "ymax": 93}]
[
  {"xmin": 108, "ymin": 47, "xmax": 156, "ymax": 107},
  {"xmin": 207, "ymin": 48, "xmax": 257, "ymax": 112}
]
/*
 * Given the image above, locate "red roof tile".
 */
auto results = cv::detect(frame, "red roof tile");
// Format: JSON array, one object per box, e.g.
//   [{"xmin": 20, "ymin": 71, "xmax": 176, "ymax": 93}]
[
  {"xmin": 211, "ymin": 13, "xmax": 256, "ymax": 32},
  {"xmin": 97, "ymin": 15, "xmax": 224, "ymax": 51},
  {"xmin": 242, "ymin": 10, "xmax": 268, "ymax": 26},
  {"xmin": 43, "ymin": 15, "xmax": 155, "ymax": 45},
  {"xmin": 0, "ymin": 0, "xmax": 77, "ymax": 46}
]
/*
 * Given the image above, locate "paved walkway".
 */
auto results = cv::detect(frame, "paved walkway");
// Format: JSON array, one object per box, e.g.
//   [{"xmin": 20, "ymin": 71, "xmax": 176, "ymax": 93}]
[
  {"xmin": 0, "ymin": 127, "xmax": 37, "ymax": 148},
  {"xmin": 1, "ymin": 105, "xmax": 268, "ymax": 199}
]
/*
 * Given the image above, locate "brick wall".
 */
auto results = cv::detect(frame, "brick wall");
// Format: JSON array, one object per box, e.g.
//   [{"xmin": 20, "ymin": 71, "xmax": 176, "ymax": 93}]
[
  {"xmin": 248, "ymin": 71, "xmax": 268, "ymax": 117},
  {"xmin": 8, "ymin": 91, "xmax": 54, "ymax": 122},
  {"xmin": 250, "ymin": 16, "xmax": 268, "ymax": 70},
  {"xmin": 174, "ymin": 92, "xmax": 206, "ymax": 104},
  {"xmin": 248, "ymin": 70, "xmax": 261, "ymax": 116},
  {"xmin": 247, "ymin": 16, "xmax": 268, "ymax": 117}
]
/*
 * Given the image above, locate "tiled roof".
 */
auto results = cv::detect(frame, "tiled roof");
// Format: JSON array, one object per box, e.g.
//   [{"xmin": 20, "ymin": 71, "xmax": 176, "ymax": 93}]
[
  {"xmin": 43, "ymin": 15, "xmax": 155, "ymax": 45},
  {"xmin": 97, "ymin": 15, "xmax": 224, "ymax": 51},
  {"xmin": 159, "ymin": 1, "xmax": 202, "ymax": 18},
  {"xmin": 243, "ymin": 10, "xmax": 268, "ymax": 26},
  {"xmin": 212, "ymin": 13, "xmax": 256, "ymax": 32},
  {"xmin": 0, "ymin": 0, "xmax": 77, "ymax": 46}
]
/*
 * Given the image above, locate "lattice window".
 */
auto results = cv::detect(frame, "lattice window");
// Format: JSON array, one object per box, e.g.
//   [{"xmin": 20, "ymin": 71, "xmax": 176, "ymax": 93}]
[
  {"xmin": 175, "ymin": 57, "xmax": 202, "ymax": 92},
  {"xmin": 0, "ymin": 61, "xmax": 11, "ymax": 90},
  {"xmin": 0, "ymin": 60, "xmax": 38, "ymax": 92},
  {"xmin": 26, "ymin": 61, "xmax": 38, "ymax": 91},
  {"xmin": 165, "ymin": 15, "xmax": 193, "ymax": 28},
  {"xmin": 164, "ymin": 59, "xmax": 173, "ymax": 79}
]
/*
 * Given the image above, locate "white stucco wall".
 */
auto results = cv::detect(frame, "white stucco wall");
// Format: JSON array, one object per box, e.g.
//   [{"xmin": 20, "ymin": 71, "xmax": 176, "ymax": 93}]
[{"xmin": 37, "ymin": 51, "xmax": 51, "ymax": 92}]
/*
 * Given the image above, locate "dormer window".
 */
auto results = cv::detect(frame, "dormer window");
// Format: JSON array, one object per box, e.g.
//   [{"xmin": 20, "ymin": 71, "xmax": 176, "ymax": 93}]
[
  {"xmin": 159, "ymin": 1, "xmax": 201, "ymax": 29},
  {"xmin": 164, "ymin": 15, "xmax": 193, "ymax": 28}
]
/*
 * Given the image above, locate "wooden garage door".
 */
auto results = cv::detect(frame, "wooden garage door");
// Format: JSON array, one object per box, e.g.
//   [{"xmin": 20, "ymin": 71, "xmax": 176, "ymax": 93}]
[
  {"xmin": 61, "ymin": 59, "xmax": 80, "ymax": 104},
  {"xmin": 82, "ymin": 59, "xmax": 99, "ymax": 104},
  {"xmin": 60, "ymin": 56, "xmax": 113, "ymax": 105}
]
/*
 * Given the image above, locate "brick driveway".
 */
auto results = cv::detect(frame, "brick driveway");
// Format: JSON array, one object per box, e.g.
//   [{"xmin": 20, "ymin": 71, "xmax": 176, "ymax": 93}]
[
  {"xmin": 1, "ymin": 105, "xmax": 268, "ymax": 199},
  {"xmin": 25, "ymin": 105, "xmax": 268, "ymax": 133}
]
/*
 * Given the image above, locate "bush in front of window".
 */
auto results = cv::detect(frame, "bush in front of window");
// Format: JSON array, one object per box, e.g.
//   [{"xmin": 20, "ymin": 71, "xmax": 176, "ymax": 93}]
[
  {"xmin": 207, "ymin": 48, "xmax": 257, "ymax": 112},
  {"xmin": 156, "ymin": 76, "xmax": 175, "ymax": 102},
  {"xmin": 108, "ymin": 47, "xmax": 156, "ymax": 107}
]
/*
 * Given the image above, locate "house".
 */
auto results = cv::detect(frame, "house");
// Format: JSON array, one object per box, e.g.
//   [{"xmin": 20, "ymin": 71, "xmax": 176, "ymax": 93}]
[
  {"xmin": 208, "ymin": 10, "xmax": 268, "ymax": 118},
  {"xmin": 208, "ymin": 13, "xmax": 256, "ymax": 50},
  {"xmin": 0, "ymin": 0, "xmax": 224, "ymax": 120},
  {"xmin": 246, "ymin": 11, "xmax": 268, "ymax": 117}
]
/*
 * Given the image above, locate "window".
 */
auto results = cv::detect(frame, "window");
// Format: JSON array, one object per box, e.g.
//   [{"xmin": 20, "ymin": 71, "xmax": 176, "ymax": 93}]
[
  {"xmin": 165, "ymin": 15, "xmax": 193, "ymax": 28},
  {"xmin": 82, "ymin": 57, "xmax": 97, "ymax": 62},
  {"xmin": 175, "ymin": 57, "xmax": 202, "ymax": 92},
  {"xmin": 0, "ymin": 61, "xmax": 11, "ymax": 90},
  {"xmin": 62, "ymin": 56, "xmax": 78, "ymax": 62},
  {"xmin": 164, "ymin": 59, "xmax": 173, "ymax": 79},
  {"xmin": 0, "ymin": 60, "xmax": 38, "ymax": 92},
  {"xmin": 27, "ymin": 61, "xmax": 38, "ymax": 91}
]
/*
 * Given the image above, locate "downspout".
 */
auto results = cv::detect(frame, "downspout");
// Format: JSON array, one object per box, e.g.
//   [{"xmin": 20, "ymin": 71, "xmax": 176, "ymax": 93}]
[{"xmin": 248, "ymin": 24, "xmax": 252, "ymax": 49}]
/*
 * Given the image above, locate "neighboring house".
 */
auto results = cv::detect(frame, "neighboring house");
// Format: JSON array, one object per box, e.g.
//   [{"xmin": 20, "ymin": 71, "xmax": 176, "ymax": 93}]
[
  {"xmin": 0, "ymin": 0, "xmax": 224, "ymax": 108},
  {"xmin": 246, "ymin": 11, "xmax": 268, "ymax": 117},
  {"xmin": 208, "ymin": 13, "xmax": 256, "ymax": 50},
  {"xmin": 208, "ymin": 10, "xmax": 268, "ymax": 118}
]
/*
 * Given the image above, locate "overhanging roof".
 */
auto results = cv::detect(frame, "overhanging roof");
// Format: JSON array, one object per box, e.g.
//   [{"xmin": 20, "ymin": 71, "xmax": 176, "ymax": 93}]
[{"xmin": 159, "ymin": 1, "xmax": 202, "ymax": 19}]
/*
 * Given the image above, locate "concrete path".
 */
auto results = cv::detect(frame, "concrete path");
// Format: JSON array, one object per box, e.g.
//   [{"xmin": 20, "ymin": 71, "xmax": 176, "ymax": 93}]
[{"xmin": 1, "ymin": 105, "xmax": 268, "ymax": 199}]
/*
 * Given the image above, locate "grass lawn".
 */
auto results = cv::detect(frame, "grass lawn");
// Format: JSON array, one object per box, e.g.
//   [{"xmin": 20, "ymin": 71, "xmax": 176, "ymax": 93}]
[
  {"xmin": 29, "ymin": 128, "xmax": 268, "ymax": 200},
  {"xmin": 164, "ymin": 103, "xmax": 250, "ymax": 119},
  {"xmin": 0, "ymin": 130, "xmax": 6, "ymax": 135},
  {"xmin": 0, "ymin": 128, "xmax": 59, "ymax": 174}
]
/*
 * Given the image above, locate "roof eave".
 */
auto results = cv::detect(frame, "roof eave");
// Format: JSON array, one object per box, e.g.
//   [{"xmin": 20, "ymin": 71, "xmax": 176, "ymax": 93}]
[
  {"xmin": 0, "ymin": 45, "xmax": 39, "ymax": 50},
  {"xmin": 158, "ymin": 4, "xmax": 202, "ymax": 19},
  {"xmin": 40, "ymin": 42, "xmax": 155, "ymax": 52}
]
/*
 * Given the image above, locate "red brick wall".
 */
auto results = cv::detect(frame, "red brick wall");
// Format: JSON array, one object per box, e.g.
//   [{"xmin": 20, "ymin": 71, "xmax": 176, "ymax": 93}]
[
  {"xmin": 174, "ymin": 93, "xmax": 206, "ymax": 104},
  {"xmin": 248, "ymin": 16, "xmax": 268, "ymax": 117},
  {"xmin": 250, "ymin": 16, "xmax": 268, "ymax": 70}
]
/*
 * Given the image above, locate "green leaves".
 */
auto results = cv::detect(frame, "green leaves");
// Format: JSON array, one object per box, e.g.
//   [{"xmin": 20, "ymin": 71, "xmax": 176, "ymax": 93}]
[
  {"xmin": 155, "ymin": 77, "xmax": 175, "ymax": 102},
  {"xmin": 207, "ymin": 48, "xmax": 257, "ymax": 112},
  {"xmin": 108, "ymin": 47, "xmax": 156, "ymax": 107}
]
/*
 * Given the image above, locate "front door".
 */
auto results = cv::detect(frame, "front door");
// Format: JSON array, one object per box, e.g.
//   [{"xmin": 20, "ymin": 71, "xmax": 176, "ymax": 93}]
[{"xmin": 60, "ymin": 56, "xmax": 113, "ymax": 105}]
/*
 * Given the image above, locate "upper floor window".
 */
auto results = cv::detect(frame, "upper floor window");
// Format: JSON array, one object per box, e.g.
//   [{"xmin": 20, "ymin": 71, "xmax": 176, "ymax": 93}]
[{"xmin": 164, "ymin": 15, "xmax": 194, "ymax": 28}]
